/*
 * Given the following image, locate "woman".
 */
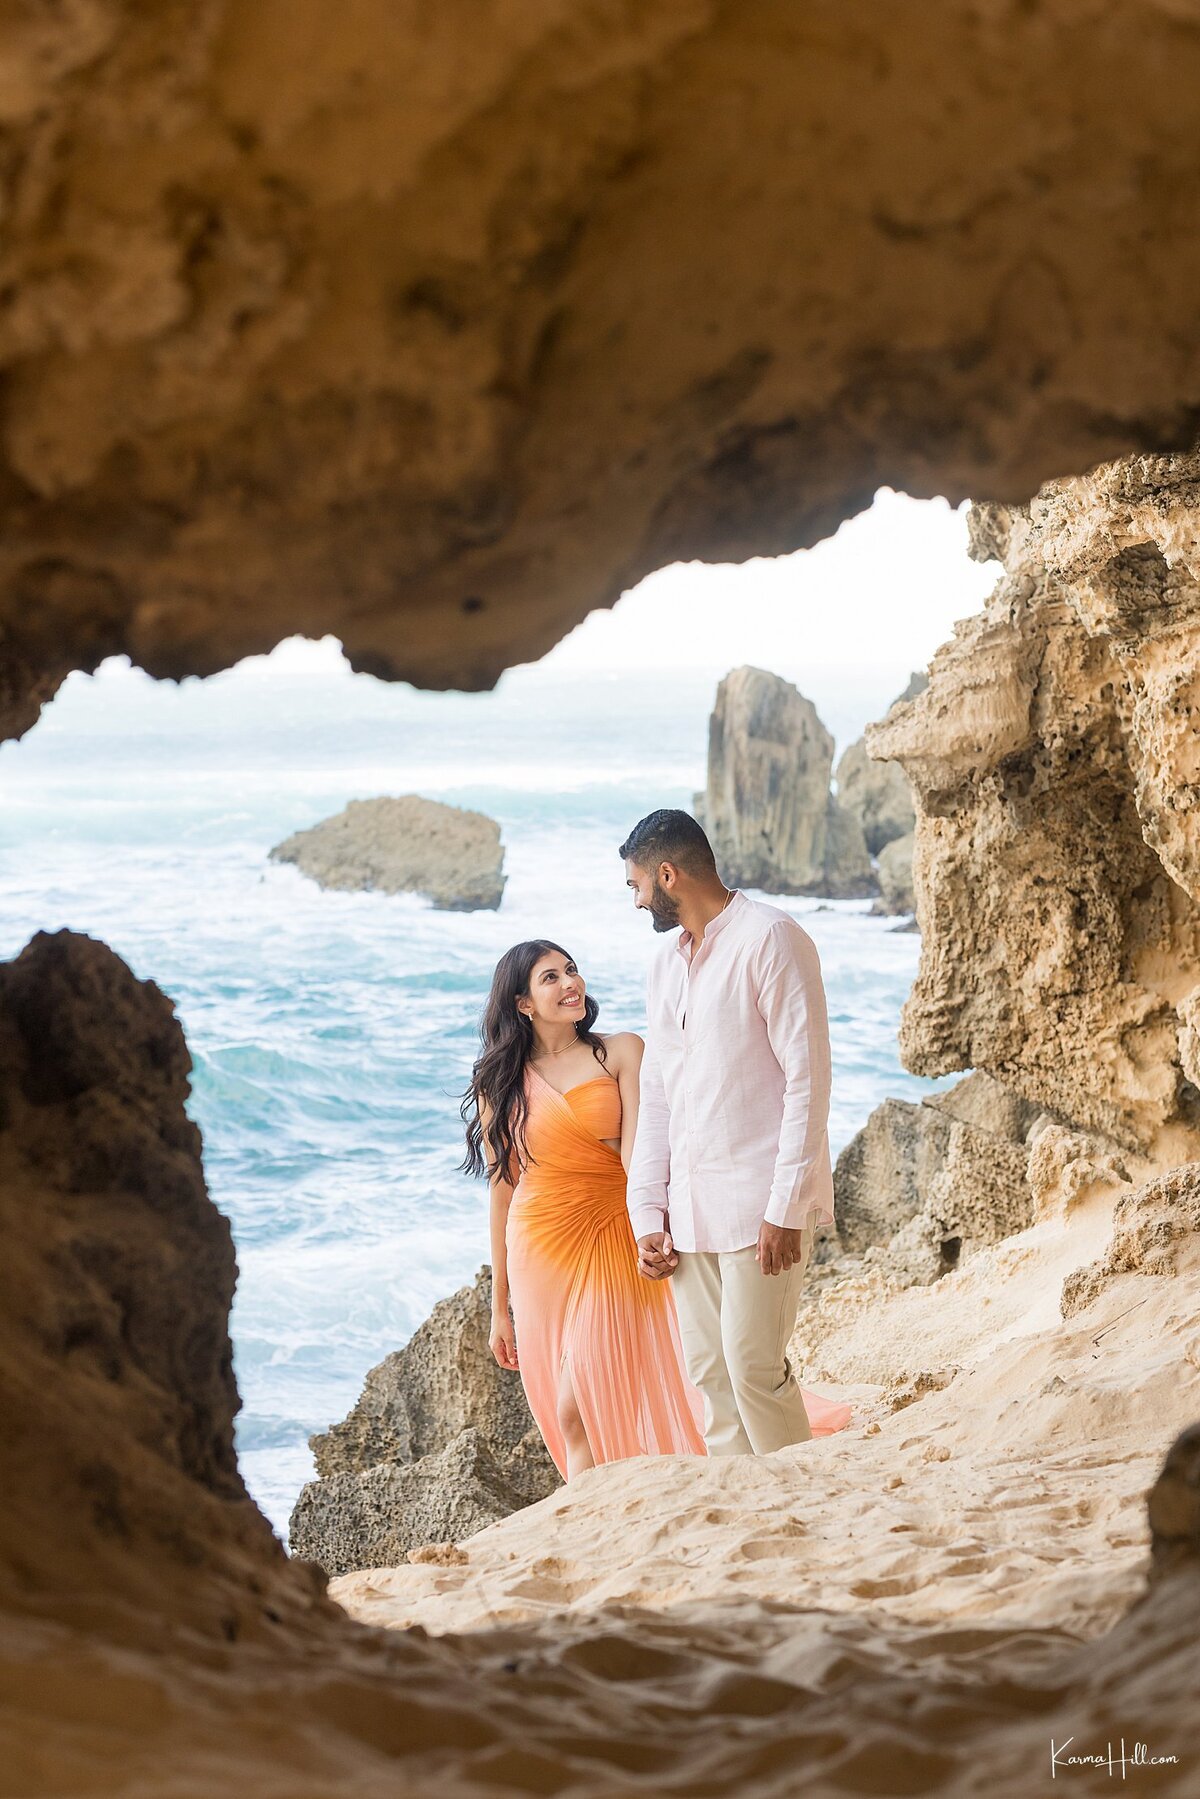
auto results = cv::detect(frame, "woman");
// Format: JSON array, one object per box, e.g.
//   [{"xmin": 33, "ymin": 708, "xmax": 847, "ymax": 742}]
[{"xmin": 461, "ymin": 938, "xmax": 706, "ymax": 1478}]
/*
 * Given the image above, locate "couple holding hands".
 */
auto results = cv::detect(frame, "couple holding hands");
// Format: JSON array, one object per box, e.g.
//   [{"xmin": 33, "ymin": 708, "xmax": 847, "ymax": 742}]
[{"xmin": 461, "ymin": 808, "xmax": 852, "ymax": 1479}]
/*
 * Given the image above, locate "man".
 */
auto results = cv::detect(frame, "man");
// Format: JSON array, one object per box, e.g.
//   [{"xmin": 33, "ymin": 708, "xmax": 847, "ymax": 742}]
[{"xmin": 621, "ymin": 807, "xmax": 835, "ymax": 1456}]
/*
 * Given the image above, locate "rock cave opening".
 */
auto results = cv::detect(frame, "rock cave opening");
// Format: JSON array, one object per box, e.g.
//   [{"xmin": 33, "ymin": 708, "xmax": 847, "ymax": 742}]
[
  {"xmin": 4, "ymin": 2, "xmax": 1200, "ymax": 1790},
  {"xmin": 2, "ymin": 487, "xmax": 991, "ymax": 1540}
]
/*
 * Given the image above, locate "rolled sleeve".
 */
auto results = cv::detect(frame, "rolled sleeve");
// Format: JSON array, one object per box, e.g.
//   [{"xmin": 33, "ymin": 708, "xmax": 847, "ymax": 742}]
[{"xmin": 755, "ymin": 921, "xmax": 834, "ymax": 1232}]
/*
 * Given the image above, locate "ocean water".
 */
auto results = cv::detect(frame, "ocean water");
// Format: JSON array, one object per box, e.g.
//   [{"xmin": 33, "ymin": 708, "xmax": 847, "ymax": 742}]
[{"xmin": 0, "ymin": 649, "xmax": 959, "ymax": 1537}]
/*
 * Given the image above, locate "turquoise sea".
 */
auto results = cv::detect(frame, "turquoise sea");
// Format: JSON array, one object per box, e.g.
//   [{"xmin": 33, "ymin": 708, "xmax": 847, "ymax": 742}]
[{"xmin": 0, "ymin": 647, "xmax": 959, "ymax": 1536}]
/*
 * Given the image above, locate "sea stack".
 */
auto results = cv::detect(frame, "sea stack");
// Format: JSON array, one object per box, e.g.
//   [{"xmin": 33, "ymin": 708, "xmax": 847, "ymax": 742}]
[
  {"xmin": 835, "ymin": 670, "xmax": 927, "ymax": 856},
  {"xmin": 836, "ymin": 671, "xmax": 928, "ymax": 917},
  {"xmin": 697, "ymin": 666, "xmax": 874, "ymax": 896},
  {"xmin": 269, "ymin": 794, "xmax": 506, "ymax": 910}
]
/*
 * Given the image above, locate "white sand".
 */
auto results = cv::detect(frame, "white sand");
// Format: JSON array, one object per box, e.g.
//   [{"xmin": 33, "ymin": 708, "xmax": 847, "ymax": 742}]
[{"xmin": 316, "ymin": 1178, "xmax": 1200, "ymax": 1792}]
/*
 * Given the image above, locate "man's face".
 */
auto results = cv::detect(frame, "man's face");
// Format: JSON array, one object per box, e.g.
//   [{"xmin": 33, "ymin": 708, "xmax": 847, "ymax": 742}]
[{"xmin": 625, "ymin": 858, "xmax": 681, "ymax": 932}]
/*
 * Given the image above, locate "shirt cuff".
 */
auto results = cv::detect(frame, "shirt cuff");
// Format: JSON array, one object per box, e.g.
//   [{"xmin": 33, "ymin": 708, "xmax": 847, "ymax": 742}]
[
  {"xmin": 628, "ymin": 1199, "xmax": 669, "ymax": 1240},
  {"xmin": 763, "ymin": 1190, "xmax": 835, "ymax": 1232}
]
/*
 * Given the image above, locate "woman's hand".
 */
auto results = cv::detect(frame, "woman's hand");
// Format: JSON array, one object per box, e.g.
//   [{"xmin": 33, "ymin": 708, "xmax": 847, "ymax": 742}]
[{"xmin": 489, "ymin": 1310, "xmax": 519, "ymax": 1370}]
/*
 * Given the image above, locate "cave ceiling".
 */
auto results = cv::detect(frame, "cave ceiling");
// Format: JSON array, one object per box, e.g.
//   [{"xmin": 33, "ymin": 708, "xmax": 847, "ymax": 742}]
[{"xmin": 2, "ymin": 0, "xmax": 1200, "ymax": 739}]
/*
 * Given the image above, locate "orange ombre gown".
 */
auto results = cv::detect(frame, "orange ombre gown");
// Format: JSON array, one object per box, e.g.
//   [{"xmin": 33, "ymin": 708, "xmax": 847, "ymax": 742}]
[
  {"xmin": 505, "ymin": 1065, "xmax": 853, "ymax": 1476},
  {"xmin": 506, "ymin": 1065, "xmax": 706, "ymax": 1474}
]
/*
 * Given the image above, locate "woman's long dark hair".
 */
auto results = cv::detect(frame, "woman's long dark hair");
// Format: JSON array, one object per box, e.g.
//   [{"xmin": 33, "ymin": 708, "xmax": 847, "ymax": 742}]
[{"xmin": 460, "ymin": 939, "xmax": 607, "ymax": 1185}]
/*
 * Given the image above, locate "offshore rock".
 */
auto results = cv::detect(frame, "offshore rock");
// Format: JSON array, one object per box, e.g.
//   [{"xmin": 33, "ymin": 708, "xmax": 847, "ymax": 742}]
[
  {"xmin": 269, "ymin": 794, "xmax": 505, "ymax": 910},
  {"xmin": 836, "ymin": 671, "xmax": 926, "ymax": 857},
  {"xmin": 700, "ymin": 665, "xmax": 875, "ymax": 897},
  {"xmin": 872, "ymin": 830, "xmax": 916, "ymax": 916}
]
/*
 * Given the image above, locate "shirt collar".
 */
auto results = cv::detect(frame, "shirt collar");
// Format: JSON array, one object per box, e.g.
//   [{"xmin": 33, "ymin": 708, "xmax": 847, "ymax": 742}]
[{"xmin": 675, "ymin": 888, "xmax": 744, "ymax": 959}]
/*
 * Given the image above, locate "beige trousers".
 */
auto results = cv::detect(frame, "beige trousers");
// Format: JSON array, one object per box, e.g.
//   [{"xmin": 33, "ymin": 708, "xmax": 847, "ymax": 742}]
[{"xmin": 672, "ymin": 1230, "xmax": 814, "ymax": 1456}]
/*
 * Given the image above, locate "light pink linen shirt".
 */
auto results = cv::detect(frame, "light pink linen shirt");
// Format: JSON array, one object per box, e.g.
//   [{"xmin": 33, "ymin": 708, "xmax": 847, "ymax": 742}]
[{"xmin": 626, "ymin": 890, "xmax": 836, "ymax": 1253}]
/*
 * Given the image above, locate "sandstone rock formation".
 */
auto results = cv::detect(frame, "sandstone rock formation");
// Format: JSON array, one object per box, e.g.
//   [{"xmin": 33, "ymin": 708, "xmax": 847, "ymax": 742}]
[
  {"xmin": 835, "ymin": 671, "xmax": 926, "ymax": 857},
  {"xmin": 872, "ymin": 829, "xmax": 916, "ymax": 916},
  {"xmin": 290, "ymin": 1427, "xmax": 544, "ymax": 1580},
  {"xmin": 330, "ymin": 1147, "xmax": 1200, "ymax": 1794},
  {"xmin": 291, "ymin": 1268, "xmax": 559, "ymax": 1575},
  {"xmin": 269, "ymin": 794, "xmax": 505, "ymax": 910},
  {"xmin": 833, "ymin": 1072, "xmax": 1045, "ymax": 1284},
  {"xmin": 7, "ymin": 7, "xmax": 1200, "ymax": 1791},
  {"xmin": 699, "ymin": 665, "xmax": 875, "ymax": 896},
  {"xmin": 6, "ymin": 6, "xmax": 1200, "ymax": 740},
  {"xmin": 868, "ymin": 453, "xmax": 1200, "ymax": 1162},
  {"xmin": 1060, "ymin": 1162, "xmax": 1200, "ymax": 1321}
]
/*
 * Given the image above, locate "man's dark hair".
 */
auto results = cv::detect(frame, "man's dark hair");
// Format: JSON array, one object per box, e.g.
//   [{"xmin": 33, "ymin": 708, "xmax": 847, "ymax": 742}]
[{"xmin": 619, "ymin": 808, "xmax": 718, "ymax": 877}]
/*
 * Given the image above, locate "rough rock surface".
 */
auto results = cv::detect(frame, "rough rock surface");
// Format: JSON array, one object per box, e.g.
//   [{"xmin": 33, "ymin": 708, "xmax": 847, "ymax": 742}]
[
  {"xmin": 291, "ymin": 1267, "xmax": 559, "ymax": 1575},
  {"xmin": 835, "ymin": 671, "xmax": 926, "ymax": 856},
  {"xmin": 269, "ymin": 794, "xmax": 505, "ymax": 910},
  {"xmin": 1060, "ymin": 1162, "xmax": 1200, "ymax": 1321},
  {"xmin": 869, "ymin": 453, "xmax": 1200, "ymax": 1160},
  {"xmin": 309, "ymin": 1267, "xmax": 537, "ymax": 1477},
  {"xmin": 833, "ymin": 1072, "xmax": 1044, "ymax": 1283},
  {"xmin": 291, "ymin": 1427, "xmax": 542, "ymax": 1579},
  {"xmin": 700, "ymin": 665, "xmax": 875, "ymax": 896},
  {"xmin": 0, "ymin": 928, "xmax": 363, "ymax": 1668},
  {"xmin": 8, "ymin": 5, "xmax": 1200, "ymax": 737},
  {"xmin": 872, "ymin": 829, "xmax": 916, "ymax": 916}
]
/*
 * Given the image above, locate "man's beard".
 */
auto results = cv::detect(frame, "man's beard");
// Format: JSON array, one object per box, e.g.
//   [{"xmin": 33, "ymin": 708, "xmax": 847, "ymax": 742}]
[{"xmin": 648, "ymin": 879, "xmax": 681, "ymax": 932}]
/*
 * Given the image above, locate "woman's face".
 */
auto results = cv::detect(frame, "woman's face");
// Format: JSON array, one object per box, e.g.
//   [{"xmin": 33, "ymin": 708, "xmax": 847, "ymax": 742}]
[{"xmin": 518, "ymin": 950, "xmax": 586, "ymax": 1028}]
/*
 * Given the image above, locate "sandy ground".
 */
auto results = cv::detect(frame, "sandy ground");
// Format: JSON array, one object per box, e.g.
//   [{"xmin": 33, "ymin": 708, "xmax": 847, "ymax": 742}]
[
  {"xmin": 6, "ymin": 1174, "xmax": 1198, "ymax": 1797},
  {"xmin": 336, "ymin": 1183, "xmax": 1200, "ymax": 1645},
  {"xmin": 312, "ymin": 1177, "xmax": 1200, "ymax": 1792}
]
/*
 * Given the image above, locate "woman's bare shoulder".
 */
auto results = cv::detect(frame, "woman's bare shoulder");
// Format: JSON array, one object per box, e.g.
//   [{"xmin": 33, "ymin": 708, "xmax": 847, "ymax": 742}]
[{"xmin": 600, "ymin": 1031, "xmax": 644, "ymax": 1068}]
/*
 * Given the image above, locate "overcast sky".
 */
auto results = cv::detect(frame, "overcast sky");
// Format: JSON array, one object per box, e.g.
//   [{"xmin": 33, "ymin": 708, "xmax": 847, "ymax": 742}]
[
  {"xmin": 269, "ymin": 487, "xmax": 998, "ymax": 704},
  {"xmin": 13, "ymin": 488, "xmax": 1002, "ymax": 764},
  {"xmin": 538, "ymin": 488, "xmax": 998, "ymax": 682}
]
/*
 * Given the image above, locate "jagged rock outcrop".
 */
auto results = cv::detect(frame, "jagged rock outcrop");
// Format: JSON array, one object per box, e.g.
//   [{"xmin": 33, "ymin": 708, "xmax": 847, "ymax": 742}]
[
  {"xmin": 291, "ymin": 1268, "xmax": 559, "ymax": 1575},
  {"xmin": 873, "ymin": 830, "xmax": 916, "ymax": 916},
  {"xmin": 836, "ymin": 671, "xmax": 926, "ymax": 856},
  {"xmin": 0, "ymin": 927, "xmax": 353, "ymax": 1659},
  {"xmin": 7, "ymin": 6, "xmax": 1200, "ymax": 738},
  {"xmin": 7, "ymin": 9, "xmax": 1200, "ymax": 1790},
  {"xmin": 290, "ymin": 1428, "xmax": 542, "ymax": 1580},
  {"xmin": 834, "ymin": 1072, "xmax": 1046, "ymax": 1284},
  {"xmin": 869, "ymin": 453, "xmax": 1200, "ymax": 1160},
  {"xmin": 699, "ymin": 666, "xmax": 875, "ymax": 896},
  {"xmin": 269, "ymin": 795, "xmax": 505, "ymax": 910},
  {"xmin": 1060, "ymin": 1162, "xmax": 1200, "ymax": 1321}
]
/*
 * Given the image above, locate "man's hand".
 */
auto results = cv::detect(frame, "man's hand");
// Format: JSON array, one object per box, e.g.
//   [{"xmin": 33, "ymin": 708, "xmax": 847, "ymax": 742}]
[
  {"xmin": 637, "ymin": 1229, "xmax": 678, "ymax": 1280},
  {"xmin": 756, "ymin": 1221, "xmax": 809, "ymax": 1277}
]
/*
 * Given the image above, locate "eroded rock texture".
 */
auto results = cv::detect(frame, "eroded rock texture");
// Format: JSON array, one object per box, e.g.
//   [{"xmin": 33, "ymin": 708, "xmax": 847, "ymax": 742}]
[
  {"xmin": 1060, "ymin": 1161, "xmax": 1200, "ymax": 1321},
  {"xmin": 833, "ymin": 1072, "xmax": 1043, "ymax": 1284},
  {"xmin": 869, "ymin": 454, "xmax": 1200, "ymax": 1160},
  {"xmin": 7, "ymin": 4, "xmax": 1200, "ymax": 735},
  {"xmin": 836, "ymin": 671, "xmax": 925, "ymax": 857},
  {"xmin": 291, "ymin": 1267, "xmax": 559, "ymax": 1575},
  {"xmin": 700, "ymin": 665, "xmax": 874, "ymax": 896},
  {"xmin": 0, "ymin": 928, "xmax": 338, "ymax": 1643},
  {"xmin": 269, "ymin": 794, "xmax": 506, "ymax": 910}
]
